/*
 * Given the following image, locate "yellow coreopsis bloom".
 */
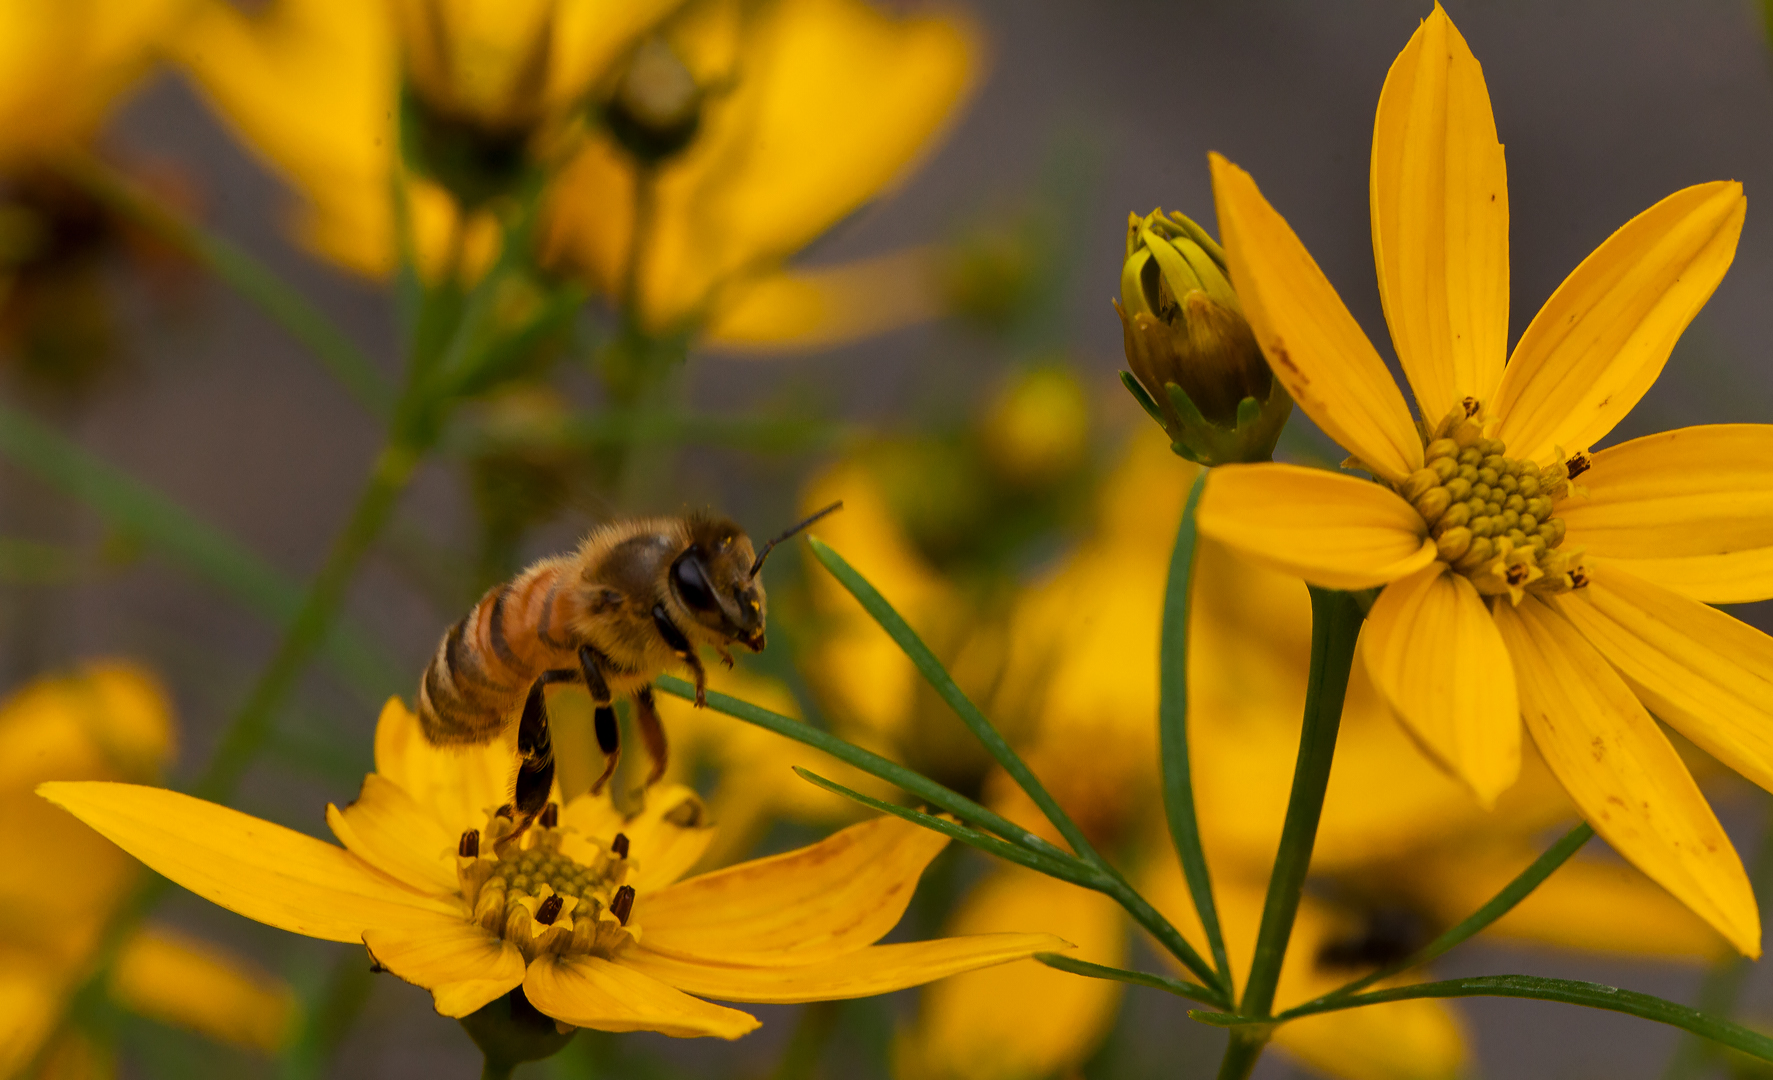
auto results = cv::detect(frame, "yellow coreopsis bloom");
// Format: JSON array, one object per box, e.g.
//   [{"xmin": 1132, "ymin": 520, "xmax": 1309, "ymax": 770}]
[
  {"xmin": 1, "ymin": 664, "xmax": 296, "ymax": 1080},
  {"xmin": 542, "ymin": 0, "xmax": 978, "ymax": 347},
  {"xmin": 899, "ymin": 434, "xmax": 1726, "ymax": 1080},
  {"xmin": 169, "ymin": 0, "xmax": 676, "ymax": 279},
  {"xmin": 40, "ymin": 698, "xmax": 1065, "ymax": 1040},
  {"xmin": 1194, "ymin": 3, "xmax": 1773, "ymax": 956}
]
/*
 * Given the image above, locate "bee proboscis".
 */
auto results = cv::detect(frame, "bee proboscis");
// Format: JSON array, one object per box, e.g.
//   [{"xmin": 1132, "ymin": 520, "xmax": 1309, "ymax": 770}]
[{"xmin": 416, "ymin": 502, "xmax": 841, "ymax": 830}]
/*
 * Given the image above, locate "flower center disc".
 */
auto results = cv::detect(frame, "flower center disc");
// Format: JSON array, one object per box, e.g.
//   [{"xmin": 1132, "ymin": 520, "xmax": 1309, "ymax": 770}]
[
  {"xmin": 1395, "ymin": 403, "xmax": 1586, "ymax": 600},
  {"xmin": 456, "ymin": 810, "xmax": 636, "ymax": 962}
]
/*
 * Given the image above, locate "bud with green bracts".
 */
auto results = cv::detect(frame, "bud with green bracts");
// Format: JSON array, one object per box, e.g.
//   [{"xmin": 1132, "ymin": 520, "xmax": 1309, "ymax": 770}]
[{"xmin": 1115, "ymin": 208, "xmax": 1291, "ymax": 465}]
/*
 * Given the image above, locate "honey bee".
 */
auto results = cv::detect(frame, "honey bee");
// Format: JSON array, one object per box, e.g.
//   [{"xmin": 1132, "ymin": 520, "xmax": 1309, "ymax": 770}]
[{"xmin": 416, "ymin": 502, "xmax": 841, "ymax": 828}]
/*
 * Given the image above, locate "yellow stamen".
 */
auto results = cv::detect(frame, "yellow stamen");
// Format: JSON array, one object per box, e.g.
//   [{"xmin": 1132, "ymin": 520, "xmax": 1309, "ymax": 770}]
[{"xmin": 458, "ymin": 810, "xmax": 636, "ymax": 962}]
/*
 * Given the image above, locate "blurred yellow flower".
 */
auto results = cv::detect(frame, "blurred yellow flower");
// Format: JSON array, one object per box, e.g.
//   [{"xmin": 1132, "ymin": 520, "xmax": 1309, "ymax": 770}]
[
  {"xmin": 41, "ymin": 698, "xmax": 1065, "ymax": 1040},
  {"xmin": 169, "ymin": 0, "xmax": 675, "ymax": 279},
  {"xmin": 1195, "ymin": 2, "xmax": 1773, "ymax": 957},
  {"xmin": 542, "ymin": 0, "xmax": 978, "ymax": 347},
  {"xmin": 0, "ymin": 663, "xmax": 297, "ymax": 1080},
  {"xmin": 0, "ymin": 0, "xmax": 185, "ymax": 166},
  {"xmin": 896, "ymin": 434, "xmax": 1726, "ymax": 1080}
]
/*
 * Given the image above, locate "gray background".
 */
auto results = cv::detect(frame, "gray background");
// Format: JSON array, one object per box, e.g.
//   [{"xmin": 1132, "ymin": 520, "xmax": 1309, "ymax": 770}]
[{"xmin": 7, "ymin": 0, "xmax": 1773, "ymax": 1076}]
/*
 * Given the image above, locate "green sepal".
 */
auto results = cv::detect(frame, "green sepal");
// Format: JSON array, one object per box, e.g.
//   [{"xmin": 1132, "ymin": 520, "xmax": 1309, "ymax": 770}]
[
  {"xmin": 1152, "ymin": 379, "xmax": 1294, "ymax": 467},
  {"xmin": 1120, "ymin": 369, "xmax": 1166, "ymax": 424}
]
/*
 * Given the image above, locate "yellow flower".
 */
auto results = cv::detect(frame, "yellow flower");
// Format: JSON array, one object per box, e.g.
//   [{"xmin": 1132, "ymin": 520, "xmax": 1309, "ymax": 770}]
[
  {"xmin": 168, "ymin": 0, "xmax": 673, "ymax": 279},
  {"xmin": 1, "ymin": 663, "xmax": 296, "ymax": 1079},
  {"xmin": 0, "ymin": 0, "xmax": 185, "ymax": 165},
  {"xmin": 541, "ymin": 0, "xmax": 978, "ymax": 346},
  {"xmin": 902, "ymin": 433, "xmax": 1728, "ymax": 1080},
  {"xmin": 1194, "ymin": 3, "xmax": 1770, "ymax": 956},
  {"xmin": 40, "ymin": 697, "xmax": 1065, "ymax": 1040}
]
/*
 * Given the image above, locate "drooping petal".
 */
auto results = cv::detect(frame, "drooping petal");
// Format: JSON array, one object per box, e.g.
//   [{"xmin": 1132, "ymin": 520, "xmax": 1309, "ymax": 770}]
[
  {"xmin": 703, "ymin": 248, "xmax": 941, "ymax": 352},
  {"xmin": 1492, "ymin": 599, "xmax": 1759, "ymax": 956},
  {"xmin": 1370, "ymin": 2, "xmax": 1509, "ymax": 420},
  {"xmin": 523, "ymin": 954, "xmax": 758, "ymax": 1039},
  {"xmin": 1404, "ymin": 842, "xmax": 1727, "ymax": 960},
  {"xmin": 900, "ymin": 867, "xmax": 1126, "ymax": 1080},
  {"xmin": 1196, "ymin": 463, "xmax": 1436, "ymax": 590},
  {"xmin": 621, "ymin": 933, "xmax": 1070, "ymax": 1004},
  {"xmin": 1557, "ymin": 424, "xmax": 1773, "ymax": 603},
  {"xmin": 1493, "ymin": 182, "xmax": 1746, "ymax": 463},
  {"xmin": 108, "ymin": 925, "xmax": 298, "ymax": 1052},
  {"xmin": 326, "ymin": 773, "xmax": 459, "ymax": 894},
  {"xmin": 1362, "ymin": 562, "xmax": 1520, "ymax": 805},
  {"xmin": 363, "ymin": 912, "xmax": 525, "ymax": 1018},
  {"xmin": 1555, "ymin": 562, "xmax": 1773, "ymax": 795},
  {"xmin": 637, "ymin": 815, "xmax": 946, "ymax": 965},
  {"xmin": 37, "ymin": 782, "xmax": 455, "ymax": 943},
  {"xmin": 1209, "ymin": 153, "xmax": 1423, "ymax": 483}
]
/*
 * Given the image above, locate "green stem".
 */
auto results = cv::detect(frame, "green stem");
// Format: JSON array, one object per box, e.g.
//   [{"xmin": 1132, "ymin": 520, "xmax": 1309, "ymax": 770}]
[
  {"xmin": 1238, "ymin": 586, "xmax": 1364, "ymax": 1021},
  {"xmin": 480, "ymin": 1061, "xmax": 514, "ymax": 1080},
  {"xmin": 1158, "ymin": 471, "xmax": 1229, "ymax": 984},
  {"xmin": 190, "ymin": 439, "xmax": 420, "ymax": 801},
  {"xmin": 1215, "ymin": 1031, "xmax": 1269, "ymax": 1080}
]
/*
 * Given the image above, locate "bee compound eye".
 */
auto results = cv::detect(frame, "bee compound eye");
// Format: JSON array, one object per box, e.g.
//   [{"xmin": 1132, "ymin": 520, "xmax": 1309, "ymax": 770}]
[{"xmin": 671, "ymin": 553, "xmax": 719, "ymax": 612}]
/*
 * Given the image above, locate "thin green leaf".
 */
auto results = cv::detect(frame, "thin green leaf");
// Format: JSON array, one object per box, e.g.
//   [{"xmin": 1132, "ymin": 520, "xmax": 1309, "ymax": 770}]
[
  {"xmin": 1034, "ymin": 953, "xmax": 1221, "ymax": 1007},
  {"xmin": 792, "ymin": 767, "xmax": 1103, "ymax": 888},
  {"xmin": 1158, "ymin": 471, "xmax": 1228, "ymax": 982},
  {"xmin": 0, "ymin": 401, "xmax": 399, "ymax": 700},
  {"xmin": 803, "ymin": 538, "xmax": 1226, "ymax": 996},
  {"xmin": 59, "ymin": 153, "xmax": 394, "ymax": 420},
  {"xmin": 1282, "ymin": 975, "xmax": 1773, "ymax": 1063},
  {"xmin": 1301, "ymin": 822, "xmax": 1594, "ymax": 1010},
  {"xmin": 653, "ymin": 675, "xmax": 1062, "ymax": 859}
]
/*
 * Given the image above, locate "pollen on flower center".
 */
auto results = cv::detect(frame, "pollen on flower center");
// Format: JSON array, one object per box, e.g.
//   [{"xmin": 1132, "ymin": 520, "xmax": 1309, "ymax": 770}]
[
  {"xmin": 1394, "ymin": 402, "xmax": 1586, "ymax": 600},
  {"xmin": 455, "ymin": 806, "xmax": 636, "ymax": 962}
]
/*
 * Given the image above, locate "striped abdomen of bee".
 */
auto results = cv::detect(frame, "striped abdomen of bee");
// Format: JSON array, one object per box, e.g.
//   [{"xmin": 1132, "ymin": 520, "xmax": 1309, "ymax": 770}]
[{"xmin": 413, "ymin": 503, "xmax": 840, "ymax": 836}]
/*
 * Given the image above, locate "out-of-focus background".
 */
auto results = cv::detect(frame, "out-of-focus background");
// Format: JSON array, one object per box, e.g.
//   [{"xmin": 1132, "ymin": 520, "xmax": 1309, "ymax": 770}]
[{"xmin": 7, "ymin": 1, "xmax": 1773, "ymax": 1077}]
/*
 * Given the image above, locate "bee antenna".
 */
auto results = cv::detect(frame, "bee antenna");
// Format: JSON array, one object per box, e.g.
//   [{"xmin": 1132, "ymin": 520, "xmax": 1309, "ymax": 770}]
[{"xmin": 750, "ymin": 501, "xmax": 843, "ymax": 579}]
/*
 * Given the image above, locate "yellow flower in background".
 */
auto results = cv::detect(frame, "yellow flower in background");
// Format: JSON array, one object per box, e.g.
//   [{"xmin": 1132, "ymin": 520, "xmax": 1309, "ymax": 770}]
[
  {"xmin": 542, "ymin": 0, "xmax": 978, "ymax": 348},
  {"xmin": 1195, "ymin": 2, "xmax": 1773, "ymax": 956},
  {"xmin": 0, "ymin": 0, "xmax": 186, "ymax": 166},
  {"xmin": 41, "ymin": 698, "xmax": 1065, "ymax": 1040},
  {"xmin": 899, "ymin": 434, "xmax": 1728, "ymax": 1080},
  {"xmin": 169, "ymin": 0, "xmax": 676, "ymax": 279},
  {"xmin": 0, "ymin": 664, "xmax": 296, "ymax": 1080}
]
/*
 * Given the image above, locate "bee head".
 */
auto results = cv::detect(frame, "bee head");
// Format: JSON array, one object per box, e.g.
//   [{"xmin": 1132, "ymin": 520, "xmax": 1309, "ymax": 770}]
[
  {"xmin": 669, "ymin": 503, "xmax": 842, "ymax": 653},
  {"xmin": 671, "ymin": 518, "xmax": 767, "ymax": 651}
]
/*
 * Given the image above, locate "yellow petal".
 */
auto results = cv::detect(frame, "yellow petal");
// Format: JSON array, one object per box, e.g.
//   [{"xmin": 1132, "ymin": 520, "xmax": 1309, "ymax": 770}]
[
  {"xmin": 1363, "ymin": 562, "xmax": 1520, "ymax": 805},
  {"xmin": 1555, "ymin": 562, "xmax": 1773, "ymax": 795},
  {"xmin": 703, "ymin": 247, "xmax": 941, "ymax": 352},
  {"xmin": 37, "ymin": 782, "xmax": 455, "ymax": 943},
  {"xmin": 622, "ymin": 933, "xmax": 1069, "ymax": 1004},
  {"xmin": 1370, "ymin": 2, "xmax": 1509, "ymax": 420},
  {"xmin": 1405, "ymin": 842, "xmax": 1727, "ymax": 960},
  {"xmin": 1196, "ymin": 463, "xmax": 1436, "ymax": 590},
  {"xmin": 523, "ymin": 954, "xmax": 759, "ymax": 1039},
  {"xmin": 899, "ymin": 866, "xmax": 1125, "ymax": 1080},
  {"xmin": 1493, "ymin": 182, "xmax": 1746, "ymax": 463},
  {"xmin": 1555, "ymin": 424, "xmax": 1773, "ymax": 602},
  {"xmin": 108, "ymin": 924, "xmax": 298, "ymax": 1052},
  {"xmin": 326, "ymin": 773, "xmax": 459, "ymax": 894},
  {"xmin": 372, "ymin": 697, "xmax": 518, "ymax": 838},
  {"xmin": 637, "ymin": 815, "xmax": 946, "ymax": 965},
  {"xmin": 363, "ymin": 911, "xmax": 525, "ymax": 1018},
  {"xmin": 1209, "ymin": 152, "xmax": 1423, "ymax": 483},
  {"xmin": 1492, "ymin": 598, "xmax": 1759, "ymax": 956}
]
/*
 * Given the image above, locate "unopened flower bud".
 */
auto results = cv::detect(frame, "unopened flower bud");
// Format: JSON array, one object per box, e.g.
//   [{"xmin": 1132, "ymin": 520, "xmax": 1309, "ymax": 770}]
[
  {"xmin": 603, "ymin": 37, "xmax": 702, "ymax": 164},
  {"xmin": 1116, "ymin": 208, "xmax": 1290, "ymax": 465}
]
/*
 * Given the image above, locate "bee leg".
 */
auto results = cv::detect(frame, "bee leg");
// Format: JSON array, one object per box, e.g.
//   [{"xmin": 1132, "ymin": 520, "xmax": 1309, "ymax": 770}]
[
  {"xmin": 512, "ymin": 673, "xmax": 572, "ymax": 836},
  {"xmin": 651, "ymin": 603, "xmax": 706, "ymax": 706},
  {"xmin": 577, "ymin": 645, "xmax": 621, "ymax": 795},
  {"xmin": 715, "ymin": 645, "xmax": 735, "ymax": 670},
  {"xmin": 632, "ymin": 686, "xmax": 669, "ymax": 787}
]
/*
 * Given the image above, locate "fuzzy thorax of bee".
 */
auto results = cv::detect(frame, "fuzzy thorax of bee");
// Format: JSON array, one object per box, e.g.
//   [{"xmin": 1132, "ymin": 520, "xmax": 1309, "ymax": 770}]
[
  {"xmin": 455, "ymin": 807, "xmax": 637, "ymax": 963},
  {"xmin": 1395, "ymin": 400, "xmax": 1588, "ymax": 601}
]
